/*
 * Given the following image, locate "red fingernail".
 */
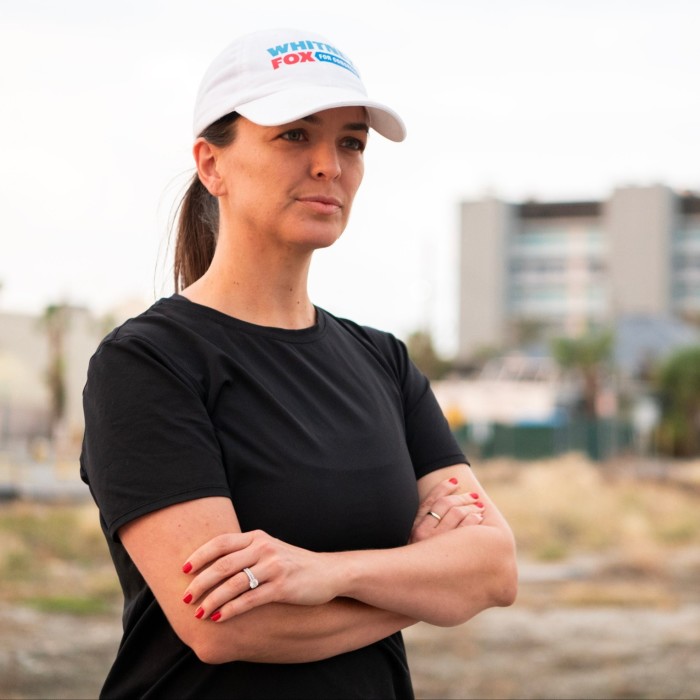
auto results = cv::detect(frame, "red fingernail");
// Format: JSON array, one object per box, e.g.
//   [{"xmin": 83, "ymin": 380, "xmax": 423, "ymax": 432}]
[
  {"xmin": 470, "ymin": 492, "xmax": 479, "ymax": 499},
  {"xmin": 195, "ymin": 607, "xmax": 204, "ymax": 619},
  {"xmin": 210, "ymin": 611, "xmax": 222, "ymax": 622},
  {"xmin": 475, "ymin": 501, "xmax": 484, "ymax": 508},
  {"xmin": 449, "ymin": 478, "xmax": 458, "ymax": 484},
  {"xmin": 182, "ymin": 562, "xmax": 193, "ymax": 574},
  {"xmin": 182, "ymin": 592, "xmax": 193, "ymax": 604}
]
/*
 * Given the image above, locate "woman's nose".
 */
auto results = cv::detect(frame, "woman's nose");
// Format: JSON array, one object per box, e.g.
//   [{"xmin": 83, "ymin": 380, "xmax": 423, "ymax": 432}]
[{"xmin": 311, "ymin": 143, "xmax": 342, "ymax": 180}]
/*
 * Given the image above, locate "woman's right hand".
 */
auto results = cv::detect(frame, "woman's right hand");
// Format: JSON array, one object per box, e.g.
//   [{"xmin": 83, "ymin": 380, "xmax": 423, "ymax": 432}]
[
  {"xmin": 181, "ymin": 530, "xmax": 342, "ymax": 623},
  {"xmin": 409, "ymin": 477, "xmax": 485, "ymax": 543}
]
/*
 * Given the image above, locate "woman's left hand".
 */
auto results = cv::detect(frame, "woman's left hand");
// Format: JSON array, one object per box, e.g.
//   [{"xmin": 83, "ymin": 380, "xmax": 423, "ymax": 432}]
[
  {"xmin": 181, "ymin": 530, "xmax": 340, "ymax": 623},
  {"xmin": 409, "ymin": 477, "xmax": 485, "ymax": 544}
]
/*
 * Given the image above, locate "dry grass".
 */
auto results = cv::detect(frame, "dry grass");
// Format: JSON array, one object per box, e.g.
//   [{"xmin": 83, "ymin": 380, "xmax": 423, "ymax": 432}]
[
  {"xmin": 1, "ymin": 454, "xmax": 698, "ymax": 612},
  {"xmin": 0, "ymin": 500, "xmax": 120, "ymax": 609},
  {"xmin": 477, "ymin": 453, "xmax": 700, "ymax": 567},
  {"xmin": 554, "ymin": 580, "xmax": 678, "ymax": 609}
]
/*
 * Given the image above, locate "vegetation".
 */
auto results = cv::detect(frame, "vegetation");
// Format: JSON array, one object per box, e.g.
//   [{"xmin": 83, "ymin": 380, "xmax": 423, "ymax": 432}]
[
  {"xmin": 479, "ymin": 454, "xmax": 700, "ymax": 564},
  {"xmin": 406, "ymin": 330, "xmax": 452, "ymax": 380},
  {"xmin": 24, "ymin": 595, "xmax": 112, "ymax": 615},
  {"xmin": 0, "ymin": 502, "xmax": 119, "ymax": 609},
  {"xmin": 654, "ymin": 345, "xmax": 700, "ymax": 457},
  {"xmin": 551, "ymin": 330, "xmax": 614, "ymax": 417},
  {"xmin": 40, "ymin": 303, "xmax": 70, "ymax": 431}
]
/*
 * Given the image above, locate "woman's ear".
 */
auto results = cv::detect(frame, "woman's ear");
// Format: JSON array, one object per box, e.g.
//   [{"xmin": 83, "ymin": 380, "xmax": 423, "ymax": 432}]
[{"xmin": 193, "ymin": 138, "xmax": 226, "ymax": 197}]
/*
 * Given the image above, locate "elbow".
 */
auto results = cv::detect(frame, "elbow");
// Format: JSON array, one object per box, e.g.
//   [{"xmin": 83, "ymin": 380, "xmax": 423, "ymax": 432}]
[
  {"xmin": 192, "ymin": 641, "xmax": 230, "ymax": 666},
  {"xmin": 181, "ymin": 629, "xmax": 241, "ymax": 665},
  {"xmin": 492, "ymin": 530, "xmax": 519, "ymax": 608},
  {"xmin": 189, "ymin": 636, "xmax": 231, "ymax": 665},
  {"xmin": 447, "ymin": 533, "xmax": 518, "ymax": 625},
  {"xmin": 493, "ymin": 554, "xmax": 518, "ymax": 608}
]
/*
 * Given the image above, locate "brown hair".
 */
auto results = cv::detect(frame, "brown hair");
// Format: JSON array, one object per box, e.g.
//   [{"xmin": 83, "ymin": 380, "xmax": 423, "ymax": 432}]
[{"xmin": 173, "ymin": 112, "xmax": 240, "ymax": 292}]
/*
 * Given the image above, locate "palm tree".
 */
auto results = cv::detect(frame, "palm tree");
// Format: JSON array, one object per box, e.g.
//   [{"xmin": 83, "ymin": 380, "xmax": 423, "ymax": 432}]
[{"xmin": 551, "ymin": 331, "xmax": 614, "ymax": 418}]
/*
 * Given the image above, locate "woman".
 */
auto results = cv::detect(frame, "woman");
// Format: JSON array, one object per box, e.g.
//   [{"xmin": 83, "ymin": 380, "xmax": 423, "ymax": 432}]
[{"xmin": 81, "ymin": 28, "xmax": 517, "ymax": 699}]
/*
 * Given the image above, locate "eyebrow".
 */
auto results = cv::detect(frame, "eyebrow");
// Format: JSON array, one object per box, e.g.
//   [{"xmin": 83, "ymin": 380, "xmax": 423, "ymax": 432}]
[{"xmin": 301, "ymin": 115, "xmax": 369, "ymax": 132}]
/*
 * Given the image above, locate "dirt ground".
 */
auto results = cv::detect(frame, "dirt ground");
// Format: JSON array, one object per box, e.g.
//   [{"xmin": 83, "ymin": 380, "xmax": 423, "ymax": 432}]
[{"xmin": 1, "ymin": 553, "xmax": 699, "ymax": 700}]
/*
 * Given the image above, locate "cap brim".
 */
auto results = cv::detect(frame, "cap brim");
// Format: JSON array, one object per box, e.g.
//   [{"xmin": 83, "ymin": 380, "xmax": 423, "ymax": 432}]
[{"xmin": 236, "ymin": 86, "xmax": 406, "ymax": 142}]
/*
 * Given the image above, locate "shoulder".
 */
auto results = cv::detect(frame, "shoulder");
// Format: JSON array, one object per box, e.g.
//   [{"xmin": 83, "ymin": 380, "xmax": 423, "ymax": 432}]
[
  {"xmin": 321, "ymin": 307, "xmax": 403, "ymax": 347},
  {"xmin": 100, "ymin": 297, "xmax": 189, "ymax": 347},
  {"xmin": 89, "ymin": 297, "xmax": 208, "ymax": 386},
  {"xmin": 319, "ymin": 308, "xmax": 411, "ymax": 377}
]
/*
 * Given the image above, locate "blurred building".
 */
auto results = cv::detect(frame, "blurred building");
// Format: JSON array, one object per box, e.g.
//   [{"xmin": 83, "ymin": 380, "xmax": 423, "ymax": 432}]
[
  {"xmin": 0, "ymin": 307, "xmax": 103, "ymax": 448},
  {"xmin": 0, "ymin": 299, "xmax": 147, "ymax": 452},
  {"xmin": 458, "ymin": 185, "xmax": 700, "ymax": 360}
]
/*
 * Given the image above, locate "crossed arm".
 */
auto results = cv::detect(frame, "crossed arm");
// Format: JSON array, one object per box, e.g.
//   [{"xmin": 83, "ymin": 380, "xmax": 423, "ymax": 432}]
[{"xmin": 119, "ymin": 463, "xmax": 517, "ymax": 665}]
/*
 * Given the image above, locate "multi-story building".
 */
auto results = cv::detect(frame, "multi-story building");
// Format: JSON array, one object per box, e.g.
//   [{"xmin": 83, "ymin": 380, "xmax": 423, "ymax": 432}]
[{"xmin": 458, "ymin": 185, "xmax": 700, "ymax": 361}]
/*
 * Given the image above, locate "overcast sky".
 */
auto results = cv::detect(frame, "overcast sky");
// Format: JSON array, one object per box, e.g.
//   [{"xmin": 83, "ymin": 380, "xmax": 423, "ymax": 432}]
[{"xmin": 1, "ymin": 0, "xmax": 698, "ymax": 353}]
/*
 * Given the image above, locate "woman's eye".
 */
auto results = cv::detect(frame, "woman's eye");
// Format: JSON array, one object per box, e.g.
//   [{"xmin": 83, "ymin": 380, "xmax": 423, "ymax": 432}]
[
  {"xmin": 342, "ymin": 137, "xmax": 365, "ymax": 152},
  {"xmin": 282, "ymin": 129, "xmax": 306, "ymax": 142}
]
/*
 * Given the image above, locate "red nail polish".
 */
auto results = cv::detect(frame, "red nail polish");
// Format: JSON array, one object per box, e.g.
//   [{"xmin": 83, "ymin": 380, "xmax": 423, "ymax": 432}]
[
  {"xmin": 182, "ymin": 562, "xmax": 193, "ymax": 574},
  {"xmin": 475, "ymin": 501, "xmax": 484, "ymax": 508},
  {"xmin": 449, "ymin": 478, "xmax": 458, "ymax": 485},
  {"xmin": 470, "ymin": 492, "xmax": 479, "ymax": 499},
  {"xmin": 182, "ymin": 592, "xmax": 193, "ymax": 604},
  {"xmin": 195, "ymin": 607, "xmax": 204, "ymax": 619},
  {"xmin": 210, "ymin": 611, "xmax": 222, "ymax": 622}
]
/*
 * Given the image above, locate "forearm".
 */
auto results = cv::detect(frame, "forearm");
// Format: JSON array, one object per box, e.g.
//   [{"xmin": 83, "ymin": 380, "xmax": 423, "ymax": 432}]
[
  {"xmin": 330, "ymin": 522, "xmax": 517, "ymax": 627},
  {"xmin": 182, "ymin": 468, "xmax": 518, "ymax": 631},
  {"xmin": 322, "ymin": 467, "xmax": 518, "ymax": 627},
  {"xmin": 183, "ymin": 597, "xmax": 414, "ymax": 665}
]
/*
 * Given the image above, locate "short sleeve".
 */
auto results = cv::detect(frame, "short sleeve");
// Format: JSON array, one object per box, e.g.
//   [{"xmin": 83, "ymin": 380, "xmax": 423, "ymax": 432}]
[
  {"xmin": 80, "ymin": 334, "xmax": 230, "ymax": 540},
  {"xmin": 401, "ymin": 354, "xmax": 469, "ymax": 478},
  {"xmin": 362, "ymin": 327, "xmax": 468, "ymax": 478}
]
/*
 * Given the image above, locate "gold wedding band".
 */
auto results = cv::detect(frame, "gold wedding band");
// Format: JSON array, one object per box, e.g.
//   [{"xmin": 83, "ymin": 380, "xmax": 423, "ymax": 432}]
[{"xmin": 427, "ymin": 511, "xmax": 442, "ymax": 522}]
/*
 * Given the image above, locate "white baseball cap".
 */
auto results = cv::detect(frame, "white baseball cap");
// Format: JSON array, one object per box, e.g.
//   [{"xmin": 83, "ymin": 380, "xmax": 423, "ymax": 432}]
[{"xmin": 193, "ymin": 28, "xmax": 406, "ymax": 142}]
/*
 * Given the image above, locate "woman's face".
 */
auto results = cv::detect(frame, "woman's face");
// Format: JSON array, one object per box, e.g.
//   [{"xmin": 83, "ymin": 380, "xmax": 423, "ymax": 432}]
[{"xmin": 211, "ymin": 106, "xmax": 367, "ymax": 254}]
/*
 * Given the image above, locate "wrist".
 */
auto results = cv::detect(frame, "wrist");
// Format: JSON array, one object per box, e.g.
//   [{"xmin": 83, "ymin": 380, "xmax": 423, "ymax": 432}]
[{"xmin": 323, "ymin": 549, "xmax": 362, "ymax": 600}]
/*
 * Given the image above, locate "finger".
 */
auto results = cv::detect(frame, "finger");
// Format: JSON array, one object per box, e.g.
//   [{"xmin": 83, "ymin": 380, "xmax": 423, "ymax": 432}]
[
  {"xmin": 191, "ymin": 570, "xmax": 251, "ymax": 620},
  {"xmin": 182, "ymin": 532, "xmax": 254, "ymax": 575},
  {"xmin": 432, "ymin": 498, "xmax": 485, "ymax": 527},
  {"xmin": 184, "ymin": 549, "xmax": 260, "ymax": 603},
  {"xmin": 415, "ymin": 494, "xmax": 475, "ymax": 535},
  {"xmin": 438, "ymin": 504, "xmax": 468, "ymax": 529},
  {"xmin": 458, "ymin": 510, "xmax": 485, "ymax": 527},
  {"xmin": 415, "ymin": 478, "xmax": 460, "ymax": 520},
  {"xmin": 443, "ymin": 505, "xmax": 485, "ymax": 529},
  {"xmin": 410, "ymin": 514, "xmax": 441, "ymax": 542},
  {"xmin": 195, "ymin": 565, "xmax": 266, "ymax": 621},
  {"xmin": 210, "ymin": 577, "xmax": 279, "ymax": 622},
  {"xmin": 428, "ymin": 492, "xmax": 483, "ymax": 521}
]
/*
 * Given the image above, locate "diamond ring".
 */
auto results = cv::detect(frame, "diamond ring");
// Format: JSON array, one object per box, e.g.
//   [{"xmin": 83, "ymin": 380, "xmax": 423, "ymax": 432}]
[{"xmin": 242, "ymin": 567, "xmax": 259, "ymax": 589}]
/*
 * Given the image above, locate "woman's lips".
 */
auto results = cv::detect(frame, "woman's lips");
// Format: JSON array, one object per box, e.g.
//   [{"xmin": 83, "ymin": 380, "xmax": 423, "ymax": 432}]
[{"xmin": 296, "ymin": 195, "xmax": 342, "ymax": 215}]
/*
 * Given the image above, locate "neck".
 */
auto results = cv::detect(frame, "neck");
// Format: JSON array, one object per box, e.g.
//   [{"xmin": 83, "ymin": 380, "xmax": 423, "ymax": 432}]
[{"xmin": 181, "ymin": 233, "xmax": 316, "ymax": 330}]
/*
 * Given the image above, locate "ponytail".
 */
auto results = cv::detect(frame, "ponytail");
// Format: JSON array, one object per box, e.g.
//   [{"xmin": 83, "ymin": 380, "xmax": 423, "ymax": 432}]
[{"xmin": 173, "ymin": 112, "xmax": 240, "ymax": 292}]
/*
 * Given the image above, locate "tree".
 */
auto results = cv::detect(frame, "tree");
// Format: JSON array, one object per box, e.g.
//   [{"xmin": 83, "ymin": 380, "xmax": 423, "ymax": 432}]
[
  {"xmin": 41, "ymin": 303, "xmax": 70, "ymax": 432},
  {"xmin": 406, "ymin": 330, "xmax": 451, "ymax": 380},
  {"xmin": 551, "ymin": 331, "xmax": 613, "ymax": 418},
  {"xmin": 655, "ymin": 346, "xmax": 700, "ymax": 457}
]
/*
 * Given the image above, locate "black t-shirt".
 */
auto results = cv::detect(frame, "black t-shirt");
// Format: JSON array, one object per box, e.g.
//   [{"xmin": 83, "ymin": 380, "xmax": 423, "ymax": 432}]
[{"xmin": 80, "ymin": 296, "xmax": 466, "ymax": 699}]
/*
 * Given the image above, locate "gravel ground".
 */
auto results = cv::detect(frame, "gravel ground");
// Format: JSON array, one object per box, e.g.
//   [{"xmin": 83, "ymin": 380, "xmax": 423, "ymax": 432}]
[
  {"xmin": 1, "ymin": 557, "xmax": 699, "ymax": 700},
  {"xmin": 406, "ymin": 603, "xmax": 700, "ymax": 699}
]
